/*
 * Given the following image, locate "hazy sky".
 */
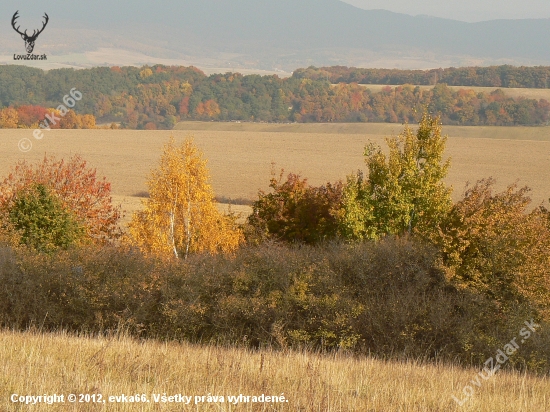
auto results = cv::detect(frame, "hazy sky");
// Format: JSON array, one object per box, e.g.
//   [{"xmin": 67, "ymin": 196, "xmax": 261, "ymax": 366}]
[
  {"xmin": 341, "ymin": 0, "xmax": 550, "ymax": 22},
  {"xmin": 2, "ymin": 0, "xmax": 550, "ymax": 24}
]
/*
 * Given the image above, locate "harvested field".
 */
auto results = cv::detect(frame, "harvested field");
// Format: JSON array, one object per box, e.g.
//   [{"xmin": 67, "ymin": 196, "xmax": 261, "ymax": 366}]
[
  {"xmin": 1, "ymin": 122, "xmax": 549, "ymax": 228},
  {"xmin": 113, "ymin": 195, "xmax": 251, "ymax": 227},
  {"xmin": 354, "ymin": 84, "xmax": 550, "ymax": 100}
]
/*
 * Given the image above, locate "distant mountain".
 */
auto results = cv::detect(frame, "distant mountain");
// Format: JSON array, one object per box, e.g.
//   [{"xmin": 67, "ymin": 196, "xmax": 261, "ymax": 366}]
[{"xmin": 1, "ymin": 0, "xmax": 549, "ymax": 70}]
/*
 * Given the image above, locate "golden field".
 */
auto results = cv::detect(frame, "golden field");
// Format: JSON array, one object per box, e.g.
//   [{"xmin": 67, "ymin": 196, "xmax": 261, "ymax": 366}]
[
  {"xmin": 356, "ymin": 84, "xmax": 550, "ymax": 100},
  {"xmin": 1, "ymin": 122, "xmax": 550, "ymax": 227},
  {"xmin": 1, "ymin": 330, "xmax": 549, "ymax": 412}
]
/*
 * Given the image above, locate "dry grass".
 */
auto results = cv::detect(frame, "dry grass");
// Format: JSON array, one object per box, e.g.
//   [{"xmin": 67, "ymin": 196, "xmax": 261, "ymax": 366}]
[
  {"xmin": 1, "ymin": 330, "xmax": 548, "ymax": 411},
  {"xmin": 356, "ymin": 84, "xmax": 550, "ymax": 101},
  {"xmin": 1, "ymin": 123, "xmax": 549, "ymax": 228}
]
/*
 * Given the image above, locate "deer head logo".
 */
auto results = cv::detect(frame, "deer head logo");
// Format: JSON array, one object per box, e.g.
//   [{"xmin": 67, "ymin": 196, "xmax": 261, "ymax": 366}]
[{"xmin": 11, "ymin": 11, "xmax": 49, "ymax": 54}]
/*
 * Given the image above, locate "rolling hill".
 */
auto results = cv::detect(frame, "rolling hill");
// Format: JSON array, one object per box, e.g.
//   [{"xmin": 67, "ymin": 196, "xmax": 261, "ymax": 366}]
[{"xmin": 1, "ymin": 0, "xmax": 550, "ymax": 70}]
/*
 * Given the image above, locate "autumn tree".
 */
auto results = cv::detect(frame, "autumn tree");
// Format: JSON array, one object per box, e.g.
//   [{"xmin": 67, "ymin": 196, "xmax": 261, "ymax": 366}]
[
  {"xmin": 195, "ymin": 100, "xmax": 221, "ymax": 119},
  {"xmin": 0, "ymin": 107, "xmax": 19, "ymax": 128},
  {"xmin": 248, "ymin": 170, "xmax": 343, "ymax": 244},
  {"xmin": 128, "ymin": 136, "xmax": 243, "ymax": 259},
  {"xmin": 338, "ymin": 112, "xmax": 452, "ymax": 240},
  {"xmin": 0, "ymin": 155, "xmax": 121, "ymax": 244},
  {"xmin": 81, "ymin": 114, "xmax": 96, "ymax": 129},
  {"xmin": 16, "ymin": 105, "xmax": 48, "ymax": 128},
  {"xmin": 433, "ymin": 179, "xmax": 550, "ymax": 316},
  {"xmin": 59, "ymin": 110, "xmax": 83, "ymax": 129}
]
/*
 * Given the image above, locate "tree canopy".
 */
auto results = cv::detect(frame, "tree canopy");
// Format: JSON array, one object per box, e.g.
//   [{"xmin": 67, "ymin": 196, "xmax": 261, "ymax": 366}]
[
  {"xmin": 0, "ymin": 155, "xmax": 121, "ymax": 245},
  {"xmin": 1, "ymin": 64, "xmax": 549, "ymax": 130},
  {"xmin": 128, "ymin": 136, "xmax": 243, "ymax": 259},
  {"xmin": 338, "ymin": 113, "xmax": 452, "ymax": 240}
]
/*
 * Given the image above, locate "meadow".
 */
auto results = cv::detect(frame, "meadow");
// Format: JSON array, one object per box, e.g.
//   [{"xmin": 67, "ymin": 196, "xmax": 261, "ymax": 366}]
[
  {"xmin": 2, "ymin": 330, "xmax": 549, "ymax": 412},
  {"xmin": 1, "ymin": 122, "xmax": 550, "ymax": 226}
]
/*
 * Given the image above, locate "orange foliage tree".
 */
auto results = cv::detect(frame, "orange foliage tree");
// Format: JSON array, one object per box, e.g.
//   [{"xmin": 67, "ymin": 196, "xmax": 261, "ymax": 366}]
[
  {"xmin": 16, "ymin": 105, "xmax": 48, "ymax": 128},
  {"xmin": 0, "ymin": 155, "xmax": 121, "ymax": 244},
  {"xmin": 434, "ymin": 178, "xmax": 550, "ymax": 317},
  {"xmin": 0, "ymin": 106, "xmax": 96, "ymax": 129},
  {"xmin": 195, "ymin": 100, "xmax": 220, "ymax": 119},
  {"xmin": 248, "ymin": 170, "xmax": 343, "ymax": 244}
]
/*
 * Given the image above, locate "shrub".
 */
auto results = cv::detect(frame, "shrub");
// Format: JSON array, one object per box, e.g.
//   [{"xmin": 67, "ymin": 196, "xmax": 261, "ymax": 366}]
[
  {"xmin": 248, "ymin": 170, "xmax": 343, "ymax": 244},
  {"xmin": 0, "ymin": 154, "xmax": 121, "ymax": 244},
  {"xmin": 433, "ymin": 178, "xmax": 550, "ymax": 319},
  {"xmin": 0, "ymin": 244, "xmax": 161, "ymax": 333},
  {"xmin": 2, "ymin": 238, "xmax": 547, "ymax": 371}
]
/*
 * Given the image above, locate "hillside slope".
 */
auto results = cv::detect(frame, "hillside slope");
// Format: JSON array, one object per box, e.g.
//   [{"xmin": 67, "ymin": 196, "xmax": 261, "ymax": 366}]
[
  {"xmin": 1, "ymin": 0, "xmax": 550, "ymax": 69},
  {"xmin": 2, "ymin": 330, "xmax": 549, "ymax": 411}
]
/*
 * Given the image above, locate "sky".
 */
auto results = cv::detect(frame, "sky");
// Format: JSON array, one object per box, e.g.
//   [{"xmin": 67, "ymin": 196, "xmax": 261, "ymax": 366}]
[
  {"xmin": 2, "ymin": 0, "xmax": 550, "ymax": 25},
  {"xmin": 341, "ymin": 0, "xmax": 550, "ymax": 22}
]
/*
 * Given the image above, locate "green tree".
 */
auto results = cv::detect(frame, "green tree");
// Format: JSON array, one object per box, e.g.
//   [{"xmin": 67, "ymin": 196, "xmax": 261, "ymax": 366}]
[
  {"xmin": 4, "ymin": 184, "xmax": 85, "ymax": 253},
  {"xmin": 338, "ymin": 112, "xmax": 452, "ymax": 240}
]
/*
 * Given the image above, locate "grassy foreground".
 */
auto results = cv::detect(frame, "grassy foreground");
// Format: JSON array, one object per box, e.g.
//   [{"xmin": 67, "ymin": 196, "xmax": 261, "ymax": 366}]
[{"xmin": 1, "ymin": 330, "xmax": 549, "ymax": 411}]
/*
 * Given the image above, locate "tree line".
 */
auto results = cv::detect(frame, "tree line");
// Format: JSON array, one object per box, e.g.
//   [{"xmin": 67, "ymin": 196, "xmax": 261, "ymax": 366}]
[
  {"xmin": 0, "ymin": 65, "xmax": 549, "ymax": 129},
  {"xmin": 0, "ymin": 105, "xmax": 96, "ymax": 129}
]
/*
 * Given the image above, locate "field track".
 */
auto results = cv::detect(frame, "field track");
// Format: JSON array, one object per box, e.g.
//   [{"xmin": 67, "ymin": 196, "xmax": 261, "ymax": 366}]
[{"xmin": 1, "ymin": 122, "xmax": 549, "ymax": 225}]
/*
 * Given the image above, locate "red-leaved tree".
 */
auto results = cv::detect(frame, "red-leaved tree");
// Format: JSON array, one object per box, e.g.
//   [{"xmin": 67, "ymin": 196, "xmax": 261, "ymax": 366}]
[
  {"xmin": 0, "ymin": 155, "xmax": 121, "ymax": 243},
  {"xmin": 248, "ymin": 170, "xmax": 343, "ymax": 244},
  {"xmin": 16, "ymin": 105, "xmax": 48, "ymax": 128}
]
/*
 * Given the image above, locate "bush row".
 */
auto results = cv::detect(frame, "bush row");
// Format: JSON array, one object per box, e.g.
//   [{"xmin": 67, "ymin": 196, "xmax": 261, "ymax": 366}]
[{"xmin": 1, "ymin": 239, "xmax": 548, "ymax": 372}]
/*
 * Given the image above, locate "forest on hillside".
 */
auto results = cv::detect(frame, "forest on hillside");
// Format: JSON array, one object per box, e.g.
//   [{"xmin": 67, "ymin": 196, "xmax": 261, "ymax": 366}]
[{"xmin": 1, "ymin": 65, "xmax": 549, "ymax": 130}]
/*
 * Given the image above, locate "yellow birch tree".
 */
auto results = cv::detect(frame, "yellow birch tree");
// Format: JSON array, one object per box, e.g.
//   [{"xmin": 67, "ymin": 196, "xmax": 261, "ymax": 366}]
[
  {"xmin": 128, "ymin": 136, "xmax": 243, "ymax": 259},
  {"xmin": 0, "ymin": 107, "xmax": 19, "ymax": 128}
]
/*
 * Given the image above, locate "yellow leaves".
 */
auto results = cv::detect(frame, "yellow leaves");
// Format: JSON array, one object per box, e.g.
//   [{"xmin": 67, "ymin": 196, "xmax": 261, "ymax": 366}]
[
  {"xmin": 0, "ymin": 107, "xmax": 19, "ymax": 128},
  {"xmin": 81, "ymin": 114, "xmax": 96, "ymax": 129},
  {"xmin": 139, "ymin": 68, "xmax": 153, "ymax": 79},
  {"xmin": 128, "ymin": 136, "xmax": 243, "ymax": 260},
  {"xmin": 434, "ymin": 178, "xmax": 550, "ymax": 316},
  {"xmin": 180, "ymin": 81, "xmax": 193, "ymax": 96}
]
